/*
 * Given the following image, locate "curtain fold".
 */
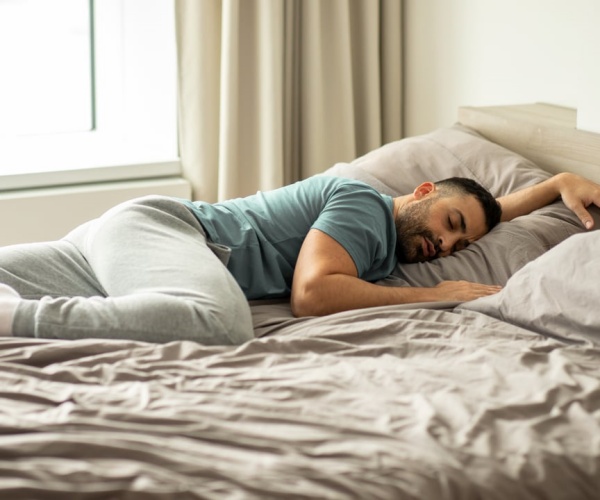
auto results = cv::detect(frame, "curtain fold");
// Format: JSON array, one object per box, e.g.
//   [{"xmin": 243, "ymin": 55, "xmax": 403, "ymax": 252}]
[{"xmin": 176, "ymin": 0, "xmax": 403, "ymax": 202}]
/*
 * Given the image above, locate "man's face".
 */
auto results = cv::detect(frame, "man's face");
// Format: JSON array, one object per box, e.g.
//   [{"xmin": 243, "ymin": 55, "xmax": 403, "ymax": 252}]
[{"xmin": 395, "ymin": 193, "xmax": 488, "ymax": 263}]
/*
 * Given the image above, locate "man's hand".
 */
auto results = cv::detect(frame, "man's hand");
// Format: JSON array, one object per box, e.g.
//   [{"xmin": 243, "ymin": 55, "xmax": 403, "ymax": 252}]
[
  {"xmin": 433, "ymin": 280, "xmax": 502, "ymax": 302},
  {"xmin": 554, "ymin": 172, "xmax": 600, "ymax": 230},
  {"xmin": 498, "ymin": 172, "xmax": 600, "ymax": 227}
]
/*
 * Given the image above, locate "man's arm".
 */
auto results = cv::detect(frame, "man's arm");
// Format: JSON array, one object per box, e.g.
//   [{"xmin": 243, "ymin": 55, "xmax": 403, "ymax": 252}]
[
  {"xmin": 290, "ymin": 229, "xmax": 501, "ymax": 317},
  {"xmin": 498, "ymin": 172, "xmax": 600, "ymax": 228}
]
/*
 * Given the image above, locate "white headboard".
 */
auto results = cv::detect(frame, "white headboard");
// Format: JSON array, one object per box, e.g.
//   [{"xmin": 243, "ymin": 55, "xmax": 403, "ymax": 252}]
[{"xmin": 458, "ymin": 103, "xmax": 600, "ymax": 184}]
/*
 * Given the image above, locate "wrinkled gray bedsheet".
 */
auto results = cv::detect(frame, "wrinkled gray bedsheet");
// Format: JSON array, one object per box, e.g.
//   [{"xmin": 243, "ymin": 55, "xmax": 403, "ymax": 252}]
[{"xmin": 0, "ymin": 303, "xmax": 598, "ymax": 499}]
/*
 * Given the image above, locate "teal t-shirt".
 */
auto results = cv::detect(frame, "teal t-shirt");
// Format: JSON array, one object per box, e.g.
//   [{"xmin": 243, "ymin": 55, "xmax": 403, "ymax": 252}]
[{"xmin": 182, "ymin": 176, "xmax": 397, "ymax": 300}]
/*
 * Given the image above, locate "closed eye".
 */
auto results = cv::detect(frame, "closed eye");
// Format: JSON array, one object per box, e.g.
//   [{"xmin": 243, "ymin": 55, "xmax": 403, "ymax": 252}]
[{"xmin": 450, "ymin": 209, "xmax": 467, "ymax": 233}]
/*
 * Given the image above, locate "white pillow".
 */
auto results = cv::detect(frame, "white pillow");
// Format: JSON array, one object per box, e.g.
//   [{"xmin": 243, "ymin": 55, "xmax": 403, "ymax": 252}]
[{"xmin": 459, "ymin": 231, "xmax": 600, "ymax": 345}]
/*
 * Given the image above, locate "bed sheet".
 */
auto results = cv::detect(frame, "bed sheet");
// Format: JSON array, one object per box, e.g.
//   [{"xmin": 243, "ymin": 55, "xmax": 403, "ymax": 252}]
[{"xmin": 0, "ymin": 303, "xmax": 598, "ymax": 499}]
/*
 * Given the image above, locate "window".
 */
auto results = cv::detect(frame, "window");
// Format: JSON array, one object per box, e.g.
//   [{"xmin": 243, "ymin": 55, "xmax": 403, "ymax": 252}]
[
  {"xmin": 0, "ymin": 0, "xmax": 179, "ymax": 191},
  {"xmin": 0, "ymin": 0, "xmax": 93, "ymax": 136}
]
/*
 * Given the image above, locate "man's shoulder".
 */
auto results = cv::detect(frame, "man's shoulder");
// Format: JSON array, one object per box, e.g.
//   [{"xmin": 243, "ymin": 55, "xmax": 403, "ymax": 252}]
[
  {"xmin": 264, "ymin": 175, "xmax": 390, "ymax": 217},
  {"xmin": 300, "ymin": 175, "xmax": 380, "ymax": 194}
]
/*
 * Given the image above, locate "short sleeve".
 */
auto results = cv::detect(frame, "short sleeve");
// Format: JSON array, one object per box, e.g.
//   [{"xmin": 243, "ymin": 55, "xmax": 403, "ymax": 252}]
[{"xmin": 311, "ymin": 181, "xmax": 397, "ymax": 282}]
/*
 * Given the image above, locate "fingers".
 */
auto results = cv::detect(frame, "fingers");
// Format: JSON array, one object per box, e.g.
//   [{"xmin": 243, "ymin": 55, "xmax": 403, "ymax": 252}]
[
  {"xmin": 583, "ymin": 190, "xmax": 600, "ymax": 229},
  {"xmin": 434, "ymin": 281, "xmax": 502, "ymax": 302},
  {"xmin": 558, "ymin": 173, "xmax": 600, "ymax": 230},
  {"xmin": 584, "ymin": 215, "xmax": 594, "ymax": 230},
  {"xmin": 471, "ymin": 283, "xmax": 502, "ymax": 299},
  {"xmin": 565, "ymin": 197, "xmax": 596, "ymax": 230}
]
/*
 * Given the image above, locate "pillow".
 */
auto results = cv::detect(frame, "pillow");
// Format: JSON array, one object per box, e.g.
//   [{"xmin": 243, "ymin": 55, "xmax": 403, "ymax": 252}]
[
  {"xmin": 323, "ymin": 123, "xmax": 600, "ymax": 287},
  {"xmin": 323, "ymin": 123, "xmax": 552, "ymax": 197},
  {"xmin": 458, "ymin": 231, "xmax": 600, "ymax": 345},
  {"xmin": 382, "ymin": 202, "xmax": 587, "ymax": 287}
]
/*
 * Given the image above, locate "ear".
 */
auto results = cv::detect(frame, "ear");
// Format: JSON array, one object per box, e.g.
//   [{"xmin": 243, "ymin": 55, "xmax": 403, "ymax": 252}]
[{"xmin": 413, "ymin": 182, "xmax": 436, "ymax": 200}]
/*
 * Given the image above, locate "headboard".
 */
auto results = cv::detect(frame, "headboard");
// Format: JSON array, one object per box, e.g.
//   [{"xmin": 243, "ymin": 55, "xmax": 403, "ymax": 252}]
[{"xmin": 458, "ymin": 103, "xmax": 600, "ymax": 184}]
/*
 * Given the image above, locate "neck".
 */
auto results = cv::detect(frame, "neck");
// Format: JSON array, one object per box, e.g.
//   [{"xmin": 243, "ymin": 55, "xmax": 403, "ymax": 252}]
[{"xmin": 392, "ymin": 194, "xmax": 413, "ymax": 221}]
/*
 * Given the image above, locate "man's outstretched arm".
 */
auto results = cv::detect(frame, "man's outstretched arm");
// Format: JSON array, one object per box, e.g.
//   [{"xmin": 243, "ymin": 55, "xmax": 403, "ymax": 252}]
[
  {"xmin": 290, "ymin": 229, "xmax": 500, "ymax": 317},
  {"xmin": 498, "ymin": 172, "xmax": 600, "ymax": 228}
]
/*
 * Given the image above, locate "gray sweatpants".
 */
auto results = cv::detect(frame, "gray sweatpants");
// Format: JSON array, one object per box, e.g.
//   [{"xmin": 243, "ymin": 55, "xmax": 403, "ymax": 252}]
[{"xmin": 0, "ymin": 196, "xmax": 254, "ymax": 345}]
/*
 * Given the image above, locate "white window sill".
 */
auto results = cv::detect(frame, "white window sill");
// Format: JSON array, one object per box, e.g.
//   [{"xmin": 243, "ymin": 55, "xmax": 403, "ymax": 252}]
[
  {"xmin": 1, "ymin": 125, "xmax": 180, "ymax": 191},
  {"xmin": 0, "ymin": 159, "xmax": 182, "ymax": 192}
]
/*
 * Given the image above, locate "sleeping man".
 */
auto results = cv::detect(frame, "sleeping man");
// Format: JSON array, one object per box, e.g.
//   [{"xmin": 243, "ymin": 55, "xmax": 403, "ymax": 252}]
[{"xmin": 0, "ymin": 171, "xmax": 598, "ymax": 345}]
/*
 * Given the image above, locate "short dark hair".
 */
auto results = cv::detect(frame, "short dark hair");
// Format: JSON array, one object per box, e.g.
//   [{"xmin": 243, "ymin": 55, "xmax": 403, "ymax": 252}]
[{"xmin": 434, "ymin": 177, "xmax": 502, "ymax": 231}]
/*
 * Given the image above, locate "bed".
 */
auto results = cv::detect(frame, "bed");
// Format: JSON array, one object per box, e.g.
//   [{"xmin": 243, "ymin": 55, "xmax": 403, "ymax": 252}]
[{"xmin": 1, "ymin": 104, "xmax": 599, "ymax": 499}]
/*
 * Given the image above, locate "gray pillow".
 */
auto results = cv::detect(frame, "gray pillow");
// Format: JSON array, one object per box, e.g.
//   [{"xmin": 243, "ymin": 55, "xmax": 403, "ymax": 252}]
[
  {"xmin": 324, "ymin": 123, "xmax": 552, "ymax": 197},
  {"xmin": 458, "ymin": 231, "xmax": 600, "ymax": 345},
  {"xmin": 323, "ymin": 124, "xmax": 599, "ymax": 287},
  {"xmin": 384, "ymin": 202, "xmax": 586, "ymax": 287}
]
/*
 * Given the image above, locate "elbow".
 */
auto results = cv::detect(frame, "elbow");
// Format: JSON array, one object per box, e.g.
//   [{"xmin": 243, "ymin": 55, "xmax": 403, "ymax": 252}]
[
  {"xmin": 290, "ymin": 284, "xmax": 322, "ymax": 318},
  {"xmin": 290, "ymin": 292, "xmax": 313, "ymax": 318}
]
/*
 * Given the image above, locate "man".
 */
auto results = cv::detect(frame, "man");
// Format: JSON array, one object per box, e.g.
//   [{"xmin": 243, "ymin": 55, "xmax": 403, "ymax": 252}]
[{"xmin": 0, "ymin": 172, "xmax": 598, "ymax": 345}]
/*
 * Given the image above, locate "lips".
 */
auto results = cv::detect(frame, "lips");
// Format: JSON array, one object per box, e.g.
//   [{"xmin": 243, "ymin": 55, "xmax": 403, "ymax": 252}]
[{"xmin": 421, "ymin": 237, "xmax": 436, "ymax": 259}]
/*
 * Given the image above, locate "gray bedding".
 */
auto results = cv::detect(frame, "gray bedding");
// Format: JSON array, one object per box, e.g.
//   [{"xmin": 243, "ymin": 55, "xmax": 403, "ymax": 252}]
[
  {"xmin": 1, "ymin": 302, "xmax": 598, "ymax": 499},
  {"xmin": 1, "ymin": 125, "xmax": 598, "ymax": 498}
]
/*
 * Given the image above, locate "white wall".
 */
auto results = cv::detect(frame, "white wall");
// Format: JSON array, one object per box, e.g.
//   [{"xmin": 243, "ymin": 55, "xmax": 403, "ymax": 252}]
[
  {"xmin": 404, "ymin": 0, "xmax": 600, "ymax": 136},
  {"xmin": 0, "ymin": 178, "xmax": 191, "ymax": 246},
  {"xmin": 575, "ymin": 1, "xmax": 600, "ymax": 133}
]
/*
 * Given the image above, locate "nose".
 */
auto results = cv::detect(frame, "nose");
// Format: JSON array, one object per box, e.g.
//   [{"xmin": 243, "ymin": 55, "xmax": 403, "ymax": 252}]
[
  {"xmin": 437, "ymin": 233, "xmax": 464, "ymax": 257},
  {"xmin": 437, "ymin": 240, "xmax": 451, "ymax": 257}
]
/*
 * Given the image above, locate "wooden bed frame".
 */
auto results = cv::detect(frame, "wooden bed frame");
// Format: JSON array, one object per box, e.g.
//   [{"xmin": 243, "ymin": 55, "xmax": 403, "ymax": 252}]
[{"xmin": 458, "ymin": 103, "xmax": 600, "ymax": 183}]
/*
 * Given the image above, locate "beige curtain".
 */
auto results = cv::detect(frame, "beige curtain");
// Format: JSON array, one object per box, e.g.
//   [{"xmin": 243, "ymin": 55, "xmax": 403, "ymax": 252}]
[{"xmin": 176, "ymin": 0, "xmax": 403, "ymax": 202}]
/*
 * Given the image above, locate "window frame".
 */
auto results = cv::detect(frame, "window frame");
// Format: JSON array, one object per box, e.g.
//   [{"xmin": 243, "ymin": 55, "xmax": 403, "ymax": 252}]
[{"xmin": 0, "ymin": 0, "xmax": 180, "ymax": 192}]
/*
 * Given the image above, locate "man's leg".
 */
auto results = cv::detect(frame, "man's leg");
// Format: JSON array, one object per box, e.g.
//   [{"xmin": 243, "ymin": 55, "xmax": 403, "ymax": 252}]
[
  {"xmin": 5, "ymin": 196, "xmax": 253, "ymax": 345},
  {"xmin": 0, "ymin": 237, "xmax": 106, "ymax": 336},
  {"xmin": 0, "ymin": 239, "xmax": 107, "ymax": 298}
]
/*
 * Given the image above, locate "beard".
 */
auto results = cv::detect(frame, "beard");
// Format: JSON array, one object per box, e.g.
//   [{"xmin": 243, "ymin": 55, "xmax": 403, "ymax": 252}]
[{"xmin": 394, "ymin": 198, "xmax": 439, "ymax": 263}]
